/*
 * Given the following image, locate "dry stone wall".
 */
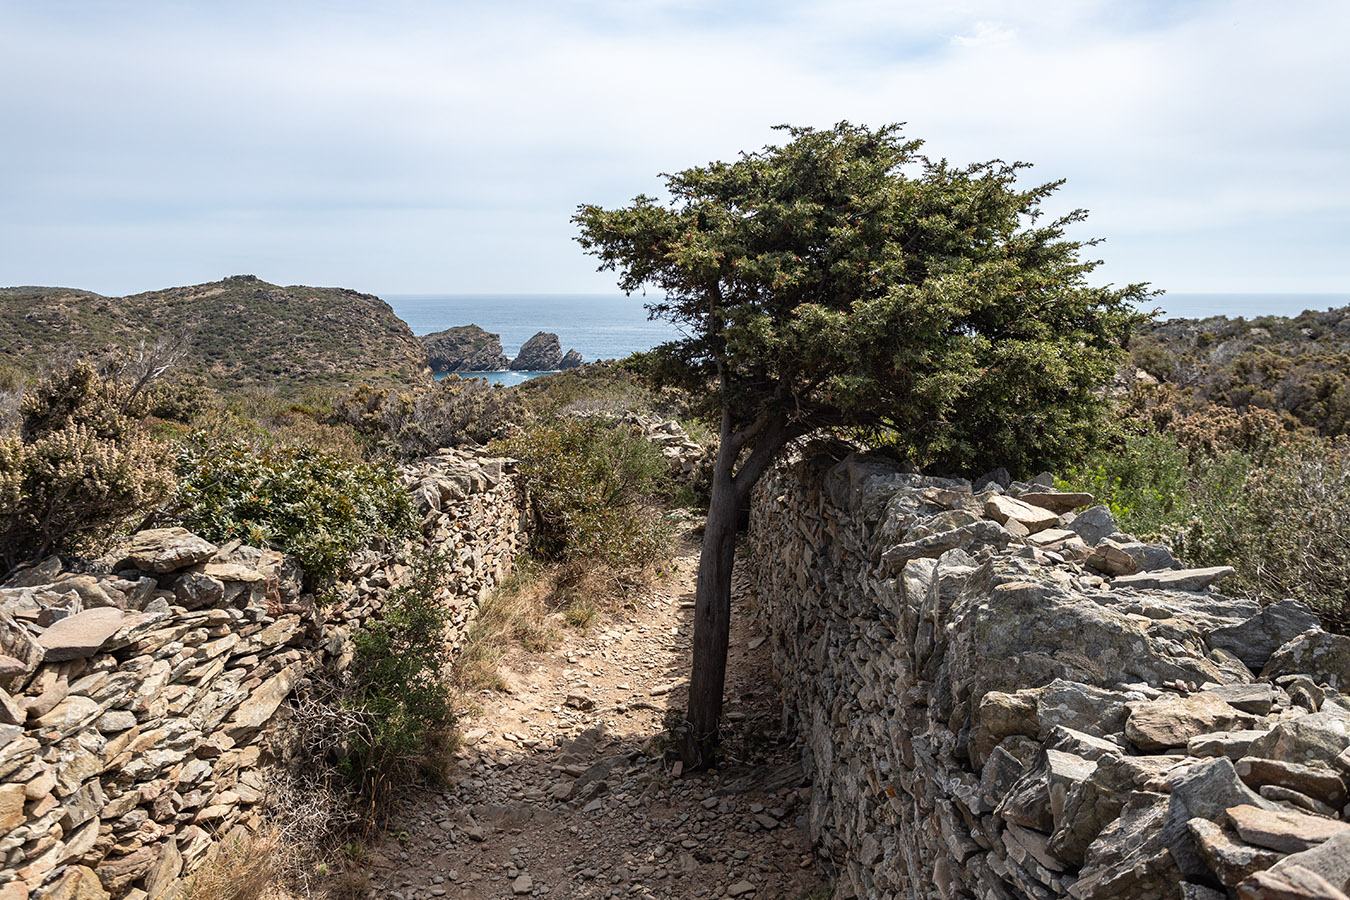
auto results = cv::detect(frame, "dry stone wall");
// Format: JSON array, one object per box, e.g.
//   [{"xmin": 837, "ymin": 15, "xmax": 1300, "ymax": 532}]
[
  {"xmin": 0, "ymin": 447, "xmax": 523, "ymax": 900},
  {"xmin": 744, "ymin": 450, "xmax": 1350, "ymax": 900}
]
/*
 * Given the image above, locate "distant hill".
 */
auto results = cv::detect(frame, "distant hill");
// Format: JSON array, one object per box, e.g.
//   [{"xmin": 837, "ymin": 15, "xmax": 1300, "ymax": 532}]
[
  {"xmin": 1130, "ymin": 304, "xmax": 1350, "ymax": 436},
  {"xmin": 0, "ymin": 275, "xmax": 429, "ymax": 391}
]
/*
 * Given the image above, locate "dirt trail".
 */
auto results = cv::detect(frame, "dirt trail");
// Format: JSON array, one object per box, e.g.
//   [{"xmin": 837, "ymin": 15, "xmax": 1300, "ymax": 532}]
[{"xmin": 367, "ymin": 536, "xmax": 830, "ymax": 899}]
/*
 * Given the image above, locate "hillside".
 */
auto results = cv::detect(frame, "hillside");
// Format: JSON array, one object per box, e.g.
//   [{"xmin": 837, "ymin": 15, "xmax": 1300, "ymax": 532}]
[
  {"xmin": 1130, "ymin": 303, "xmax": 1350, "ymax": 436},
  {"xmin": 0, "ymin": 274, "xmax": 429, "ymax": 391}
]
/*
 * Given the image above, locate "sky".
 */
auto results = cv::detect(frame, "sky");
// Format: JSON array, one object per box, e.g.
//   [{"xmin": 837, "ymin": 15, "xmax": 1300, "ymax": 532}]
[{"xmin": 1, "ymin": 0, "xmax": 1347, "ymax": 305}]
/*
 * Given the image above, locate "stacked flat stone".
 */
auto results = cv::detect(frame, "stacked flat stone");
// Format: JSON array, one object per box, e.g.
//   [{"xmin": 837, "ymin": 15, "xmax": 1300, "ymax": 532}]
[
  {"xmin": 744, "ymin": 451, "xmax": 1350, "ymax": 900},
  {"xmin": 0, "ymin": 448, "xmax": 523, "ymax": 900}
]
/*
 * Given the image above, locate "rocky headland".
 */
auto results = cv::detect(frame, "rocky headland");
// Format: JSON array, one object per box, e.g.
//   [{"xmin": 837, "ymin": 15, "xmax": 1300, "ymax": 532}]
[
  {"xmin": 421, "ymin": 326, "xmax": 584, "ymax": 373},
  {"xmin": 420, "ymin": 324, "xmax": 510, "ymax": 373},
  {"xmin": 0, "ymin": 275, "xmax": 429, "ymax": 392}
]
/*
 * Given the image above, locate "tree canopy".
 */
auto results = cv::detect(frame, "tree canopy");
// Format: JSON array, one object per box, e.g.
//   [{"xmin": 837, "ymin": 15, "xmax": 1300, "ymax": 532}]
[
  {"xmin": 573, "ymin": 122, "xmax": 1151, "ymax": 766},
  {"xmin": 575, "ymin": 121, "xmax": 1149, "ymax": 478}
]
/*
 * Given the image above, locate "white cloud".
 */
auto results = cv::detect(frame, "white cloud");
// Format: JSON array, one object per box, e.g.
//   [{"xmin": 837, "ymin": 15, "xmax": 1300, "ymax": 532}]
[
  {"xmin": 0, "ymin": 0, "xmax": 1346, "ymax": 296},
  {"xmin": 951, "ymin": 20, "xmax": 1017, "ymax": 47}
]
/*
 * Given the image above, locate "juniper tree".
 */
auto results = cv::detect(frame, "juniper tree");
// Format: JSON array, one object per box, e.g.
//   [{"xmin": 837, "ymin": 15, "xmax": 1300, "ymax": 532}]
[{"xmin": 574, "ymin": 122, "xmax": 1149, "ymax": 766}]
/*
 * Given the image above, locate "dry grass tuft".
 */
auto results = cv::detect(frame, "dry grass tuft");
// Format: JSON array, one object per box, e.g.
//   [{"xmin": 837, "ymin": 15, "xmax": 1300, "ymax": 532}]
[
  {"xmin": 182, "ymin": 829, "xmax": 282, "ymax": 900},
  {"xmin": 452, "ymin": 555, "xmax": 669, "ymax": 696}
]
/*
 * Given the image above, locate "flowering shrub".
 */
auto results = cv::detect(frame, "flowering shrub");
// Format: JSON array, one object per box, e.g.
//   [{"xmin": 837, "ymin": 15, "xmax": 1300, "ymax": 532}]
[{"xmin": 0, "ymin": 361, "xmax": 176, "ymax": 572}]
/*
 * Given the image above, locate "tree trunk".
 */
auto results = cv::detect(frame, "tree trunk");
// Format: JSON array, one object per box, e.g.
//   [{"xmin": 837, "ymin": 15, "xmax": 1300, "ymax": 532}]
[{"xmin": 679, "ymin": 456, "xmax": 740, "ymax": 768}]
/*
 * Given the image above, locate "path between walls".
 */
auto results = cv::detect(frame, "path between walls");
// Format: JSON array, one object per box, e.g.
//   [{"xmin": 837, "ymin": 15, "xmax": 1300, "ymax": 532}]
[{"xmin": 368, "ymin": 536, "xmax": 832, "ymax": 900}]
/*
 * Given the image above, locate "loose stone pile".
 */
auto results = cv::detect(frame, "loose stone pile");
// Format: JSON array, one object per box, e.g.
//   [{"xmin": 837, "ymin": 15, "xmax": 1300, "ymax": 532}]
[
  {"xmin": 744, "ymin": 451, "xmax": 1350, "ymax": 900},
  {"xmin": 0, "ymin": 447, "xmax": 523, "ymax": 900}
]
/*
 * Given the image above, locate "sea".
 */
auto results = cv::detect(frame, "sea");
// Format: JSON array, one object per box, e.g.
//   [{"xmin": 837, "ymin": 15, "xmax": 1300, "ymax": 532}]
[
  {"xmin": 384, "ymin": 292, "xmax": 1350, "ymax": 385},
  {"xmin": 386, "ymin": 293, "xmax": 680, "ymax": 386}
]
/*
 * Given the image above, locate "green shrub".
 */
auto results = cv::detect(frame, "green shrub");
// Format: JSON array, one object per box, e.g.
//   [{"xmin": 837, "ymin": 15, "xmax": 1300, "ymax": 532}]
[
  {"xmin": 344, "ymin": 547, "xmax": 457, "ymax": 800},
  {"xmin": 171, "ymin": 439, "xmax": 414, "ymax": 586},
  {"xmin": 0, "ymin": 361, "xmax": 176, "ymax": 571},
  {"xmin": 141, "ymin": 373, "xmax": 212, "ymax": 424},
  {"xmin": 1059, "ymin": 430, "xmax": 1249, "ymax": 538},
  {"xmin": 332, "ymin": 376, "xmax": 522, "ymax": 459},
  {"xmin": 1063, "ymin": 418, "xmax": 1350, "ymax": 633},
  {"xmin": 1174, "ymin": 443, "xmax": 1350, "ymax": 632},
  {"xmin": 511, "ymin": 363, "xmax": 683, "ymax": 420},
  {"xmin": 496, "ymin": 418, "xmax": 674, "ymax": 571}
]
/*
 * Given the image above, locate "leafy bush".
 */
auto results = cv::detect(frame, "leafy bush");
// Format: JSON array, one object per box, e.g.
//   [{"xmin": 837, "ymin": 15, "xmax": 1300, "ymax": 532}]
[
  {"xmin": 332, "ymin": 376, "xmax": 521, "ymax": 459},
  {"xmin": 1059, "ymin": 430, "xmax": 1249, "ymax": 538},
  {"xmin": 140, "ymin": 373, "xmax": 212, "ymax": 424},
  {"xmin": 188, "ymin": 387, "xmax": 367, "ymax": 461},
  {"xmin": 344, "ymin": 548, "xmax": 457, "ymax": 800},
  {"xmin": 171, "ymin": 439, "xmax": 414, "ymax": 586},
  {"xmin": 511, "ymin": 363, "xmax": 684, "ymax": 420},
  {"xmin": 1062, "ymin": 414, "xmax": 1350, "ymax": 633},
  {"xmin": 1174, "ymin": 442, "xmax": 1350, "ymax": 632},
  {"xmin": 496, "ymin": 418, "xmax": 674, "ymax": 570},
  {"xmin": 0, "ymin": 361, "xmax": 176, "ymax": 571}
]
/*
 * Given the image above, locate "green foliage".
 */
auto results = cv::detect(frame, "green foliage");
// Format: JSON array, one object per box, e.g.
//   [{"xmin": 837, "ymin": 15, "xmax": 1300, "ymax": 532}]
[
  {"xmin": 198, "ymin": 387, "xmax": 368, "ymax": 461},
  {"xmin": 141, "ymin": 373, "xmax": 212, "ymax": 424},
  {"xmin": 1059, "ymin": 431, "xmax": 1247, "ymax": 537},
  {"xmin": 1173, "ymin": 442, "xmax": 1350, "ymax": 633},
  {"xmin": 497, "ymin": 418, "xmax": 674, "ymax": 570},
  {"xmin": 332, "ymin": 376, "xmax": 522, "ymax": 459},
  {"xmin": 0, "ymin": 276, "xmax": 428, "ymax": 394},
  {"xmin": 345, "ymin": 548, "xmax": 457, "ymax": 797},
  {"xmin": 1062, "ymin": 411, "xmax": 1350, "ymax": 633},
  {"xmin": 171, "ymin": 439, "xmax": 414, "ymax": 586},
  {"xmin": 0, "ymin": 360, "xmax": 176, "ymax": 571},
  {"xmin": 574, "ymin": 121, "xmax": 1150, "ymax": 478},
  {"xmin": 511, "ymin": 364, "xmax": 676, "ymax": 420},
  {"xmin": 1129, "ymin": 306, "xmax": 1350, "ymax": 439}
]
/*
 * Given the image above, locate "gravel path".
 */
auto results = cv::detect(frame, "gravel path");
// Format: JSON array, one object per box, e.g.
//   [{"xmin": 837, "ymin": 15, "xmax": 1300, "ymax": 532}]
[{"xmin": 368, "ymin": 536, "xmax": 830, "ymax": 900}]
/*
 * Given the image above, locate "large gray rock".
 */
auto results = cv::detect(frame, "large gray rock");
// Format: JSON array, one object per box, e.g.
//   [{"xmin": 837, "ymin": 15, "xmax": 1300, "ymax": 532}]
[
  {"xmin": 1227, "ymin": 803, "xmax": 1350, "ymax": 853},
  {"xmin": 881, "ymin": 520, "xmax": 1012, "ymax": 570},
  {"xmin": 1021, "ymin": 492, "xmax": 1096, "ymax": 514},
  {"xmin": 1162, "ymin": 758, "xmax": 1280, "ymax": 880},
  {"xmin": 1112, "ymin": 567, "xmax": 1235, "ymax": 592},
  {"xmin": 421, "ymin": 324, "xmax": 509, "ymax": 372},
  {"xmin": 510, "ymin": 331, "xmax": 563, "ymax": 370},
  {"xmin": 1263, "ymin": 630, "xmax": 1350, "ymax": 691},
  {"xmin": 1066, "ymin": 505, "xmax": 1120, "ymax": 545},
  {"xmin": 36, "ymin": 608, "xmax": 124, "ymax": 662},
  {"xmin": 941, "ymin": 562, "xmax": 1233, "ymax": 729},
  {"xmin": 559, "ymin": 348, "xmax": 584, "ymax": 369},
  {"xmin": 1258, "ymin": 832, "xmax": 1350, "ymax": 895},
  {"xmin": 123, "ymin": 527, "xmax": 217, "ymax": 573},
  {"xmin": 1209, "ymin": 599, "xmax": 1323, "ymax": 672},
  {"xmin": 1071, "ymin": 792, "xmax": 1178, "ymax": 899},
  {"xmin": 1187, "ymin": 817, "xmax": 1281, "ymax": 888},
  {"xmin": 1248, "ymin": 709, "xmax": 1350, "ymax": 764},
  {"xmin": 985, "ymin": 495, "xmax": 1060, "ymax": 534},
  {"xmin": 1125, "ymin": 692, "xmax": 1259, "ymax": 751}
]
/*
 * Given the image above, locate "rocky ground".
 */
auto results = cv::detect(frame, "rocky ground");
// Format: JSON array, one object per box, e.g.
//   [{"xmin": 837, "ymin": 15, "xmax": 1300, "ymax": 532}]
[{"xmin": 366, "ymin": 536, "xmax": 831, "ymax": 900}]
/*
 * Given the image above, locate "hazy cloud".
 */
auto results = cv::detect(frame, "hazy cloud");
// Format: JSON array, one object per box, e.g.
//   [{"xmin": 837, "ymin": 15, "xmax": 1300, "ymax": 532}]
[{"xmin": 0, "ymin": 0, "xmax": 1345, "ymax": 298}]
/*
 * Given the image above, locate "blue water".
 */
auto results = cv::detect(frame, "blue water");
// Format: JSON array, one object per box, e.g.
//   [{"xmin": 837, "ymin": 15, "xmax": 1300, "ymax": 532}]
[
  {"xmin": 384, "ymin": 292, "xmax": 1350, "ymax": 385},
  {"xmin": 386, "ymin": 294, "xmax": 680, "ymax": 361}
]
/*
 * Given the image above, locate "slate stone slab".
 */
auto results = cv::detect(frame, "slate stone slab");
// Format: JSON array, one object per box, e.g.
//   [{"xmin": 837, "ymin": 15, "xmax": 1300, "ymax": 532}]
[{"xmin": 36, "ymin": 607, "xmax": 125, "ymax": 662}]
